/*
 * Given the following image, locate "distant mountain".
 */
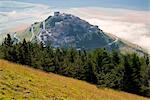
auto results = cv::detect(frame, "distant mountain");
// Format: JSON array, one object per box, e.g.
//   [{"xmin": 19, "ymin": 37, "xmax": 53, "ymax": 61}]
[
  {"xmin": 33, "ymin": 12, "xmax": 118, "ymax": 50},
  {"xmin": 5, "ymin": 12, "xmax": 148, "ymax": 54}
]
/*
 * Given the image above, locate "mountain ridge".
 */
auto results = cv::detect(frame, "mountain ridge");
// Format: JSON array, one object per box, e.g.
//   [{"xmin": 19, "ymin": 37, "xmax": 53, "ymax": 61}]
[{"xmin": 0, "ymin": 12, "xmax": 148, "ymax": 54}]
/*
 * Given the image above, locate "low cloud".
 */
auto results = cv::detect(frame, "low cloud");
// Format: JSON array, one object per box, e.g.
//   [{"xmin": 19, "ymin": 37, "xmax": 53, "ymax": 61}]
[
  {"xmin": 63, "ymin": 7, "xmax": 150, "ymax": 53},
  {"xmin": 0, "ymin": 1, "xmax": 52, "ymax": 33},
  {"xmin": 87, "ymin": 18, "xmax": 150, "ymax": 53}
]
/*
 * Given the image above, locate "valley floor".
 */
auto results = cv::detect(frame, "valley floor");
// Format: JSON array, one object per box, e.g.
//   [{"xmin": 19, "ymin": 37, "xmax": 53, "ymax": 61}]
[{"xmin": 0, "ymin": 60, "xmax": 148, "ymax": 100}]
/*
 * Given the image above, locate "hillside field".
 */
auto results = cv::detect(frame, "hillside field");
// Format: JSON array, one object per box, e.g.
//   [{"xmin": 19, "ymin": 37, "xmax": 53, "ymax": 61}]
[{"xmin": 0, "ymin": 60, "xmax": 149, "ymax": 100}]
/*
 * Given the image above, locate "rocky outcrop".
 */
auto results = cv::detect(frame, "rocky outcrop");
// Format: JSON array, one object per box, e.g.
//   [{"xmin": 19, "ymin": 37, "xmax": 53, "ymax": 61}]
[{"xmin": 37, "ymin": 12, "xmax": 118, "ymax": 50}]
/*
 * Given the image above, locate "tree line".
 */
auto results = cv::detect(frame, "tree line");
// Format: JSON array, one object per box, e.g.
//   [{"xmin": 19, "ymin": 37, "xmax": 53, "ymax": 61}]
[{"xmin": 0, "ymin": 34, "xmax": 149, "ymax": 97}]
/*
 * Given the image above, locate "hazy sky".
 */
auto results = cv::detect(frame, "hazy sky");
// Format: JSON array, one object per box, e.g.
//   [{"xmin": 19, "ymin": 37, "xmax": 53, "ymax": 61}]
[{"xmin": 14, "ymin": 0, "xmax": 149, "ymax": 11}]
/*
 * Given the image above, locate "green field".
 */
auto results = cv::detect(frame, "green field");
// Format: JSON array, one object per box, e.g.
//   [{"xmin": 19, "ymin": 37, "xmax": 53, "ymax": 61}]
[{"xmin": 0, "ymin": 60, "xmax": 149, "ymax": 100}]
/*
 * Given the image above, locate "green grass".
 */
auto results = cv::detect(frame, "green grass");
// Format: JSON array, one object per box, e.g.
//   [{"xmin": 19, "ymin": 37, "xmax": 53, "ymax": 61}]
[
  {"xmin": 0, "ymin": 60, "xmax": 149, "ymax": 100},
  {"xmin": 17, "ymin": 22, "xmax": 41, "ymax": 41}
]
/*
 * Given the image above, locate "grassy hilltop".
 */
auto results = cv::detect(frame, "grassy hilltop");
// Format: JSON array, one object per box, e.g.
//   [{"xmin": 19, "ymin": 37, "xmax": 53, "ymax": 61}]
[{"xmin": 0, "ymin": 60, "xmax": 148, "ymax": 100}]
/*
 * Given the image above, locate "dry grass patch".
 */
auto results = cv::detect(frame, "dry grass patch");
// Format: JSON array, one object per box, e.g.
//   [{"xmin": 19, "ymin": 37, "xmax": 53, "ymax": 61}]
[{"xmin": 0, "ymin": 60, "xmax": 149, "ymax": 100}]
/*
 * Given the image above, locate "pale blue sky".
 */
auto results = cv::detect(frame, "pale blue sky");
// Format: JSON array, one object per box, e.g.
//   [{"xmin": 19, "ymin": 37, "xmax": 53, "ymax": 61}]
[{"xmin": 15, "ymin": 0, "xmax": 150, "ymax": 11}]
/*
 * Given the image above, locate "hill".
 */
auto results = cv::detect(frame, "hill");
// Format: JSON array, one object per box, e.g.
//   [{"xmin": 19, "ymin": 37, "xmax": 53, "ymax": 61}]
[
  {"xmin": 18, "ymin": 12, "xmax": 116, "ymax": 50},
  {"xmin": 0, "ymin": 12, "xmax": 147, "ymax": 55},
  {"xmin": 11, "ymin": 12, "xmax": 146, "ymax": 54},
  {"xmin": 0, "ymin": 60, "xmax": 148, "ymax": 100}
]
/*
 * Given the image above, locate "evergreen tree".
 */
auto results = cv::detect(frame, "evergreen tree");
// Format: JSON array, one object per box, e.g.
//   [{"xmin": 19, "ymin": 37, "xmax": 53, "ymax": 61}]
[
  {"xmin": 123, "ymin": 55, "xmax": 133, "ymax": 92},
  {"xmin": 140, "ymin": 56, "xmax": 150, "ymax": 97},
  {"xmin": 0, "ymin": 34, "xmax": 149, "ymax": 97},
  {"xmin": 112, "ymin": 51, "xmax": 120, "ymax": 65},
  {"xmin": 3, "ymin": 34, "xmax": 13, "ymax": 47},
  {"xmin": 2, "ymin": 34, "xmax": 14, "ymax": 60},
  {"xmin": 131, "ymin": 53, "xmax": 141, "ymax": 94},
  {"xmin": 85, "ymin": 54, "xmax": 97, "ymax": 83},
  {"xmin": 123, "ymin": 54, "xmax": 142, "ymax": 94},
  {"xmin": 92, "ymin": 49, "xmax": 116, "ymax": 88},
  {"xmin": 145, "ymin": 55, "xmax": 149, "ymax": 65},
  {"xmin": 17, "ymin": 39, "xmax": 31, "ymax": 65}
]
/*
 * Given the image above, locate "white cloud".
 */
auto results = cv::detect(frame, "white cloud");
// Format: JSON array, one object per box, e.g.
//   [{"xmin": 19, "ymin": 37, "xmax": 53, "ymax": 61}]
[
  {"xmin": 88, "ymin": 19, "xmax": 150, "ymax": 53},
  {"xmin": 62, "ymin": 7, "xmax": 150, "ymax": 53},
  {"xmin": 0, "ymin": 1, "xmax": 52, "ymax": 33}
]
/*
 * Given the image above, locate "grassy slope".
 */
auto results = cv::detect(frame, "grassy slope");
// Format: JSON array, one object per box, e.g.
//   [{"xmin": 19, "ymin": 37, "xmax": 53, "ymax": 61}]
[
  {"xmin": 105, "ymin": 32, "xmax": 148, "ymax": 55},
  {"xmin": 17, "ymin": 23, "xmax": 41, "ymax": 41},
  {"xmin": 0, "ymin": 60, "xmax": 149, "ymax": 100}
]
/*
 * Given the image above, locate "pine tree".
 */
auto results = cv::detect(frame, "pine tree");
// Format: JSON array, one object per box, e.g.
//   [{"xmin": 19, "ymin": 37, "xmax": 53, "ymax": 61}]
[
  {"xmin": 123, "ymin": 54, "xmax": 142, "ymax": 94},
  {"xmin": 85, "ymin": 54, "xmax": 97, "ymax": 83},
  {"xmin": 140, "ymin": 56, "xmax": 150, "ymax": 97},
  {"xmin": 145, "ymin": 55, "xmax": 149, "ymax": 65},
  {"xmin": 17, "ymin": 39, "xmax": 31, "ymax": 65},
  {"xmin": 131, "ymin": 53, "xmax": 141, "ymax": 94},
  {"xmin": 92, "ymin": 49, "xmax": 116, "ymax": 88},
  {"xmin": 123, "ymin": 55, "xmax": 133, "ymax": 92},
  {"xmin": 3, "ymin": 34, "xmax": 13, "ymax": 47},
  {"xmin": 2, "ymin": 34, "xmax": 14, "ymax": 60},
  {"xmin": 112, "ymin": 51, "xmax": 120, "ymax": 65}
]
